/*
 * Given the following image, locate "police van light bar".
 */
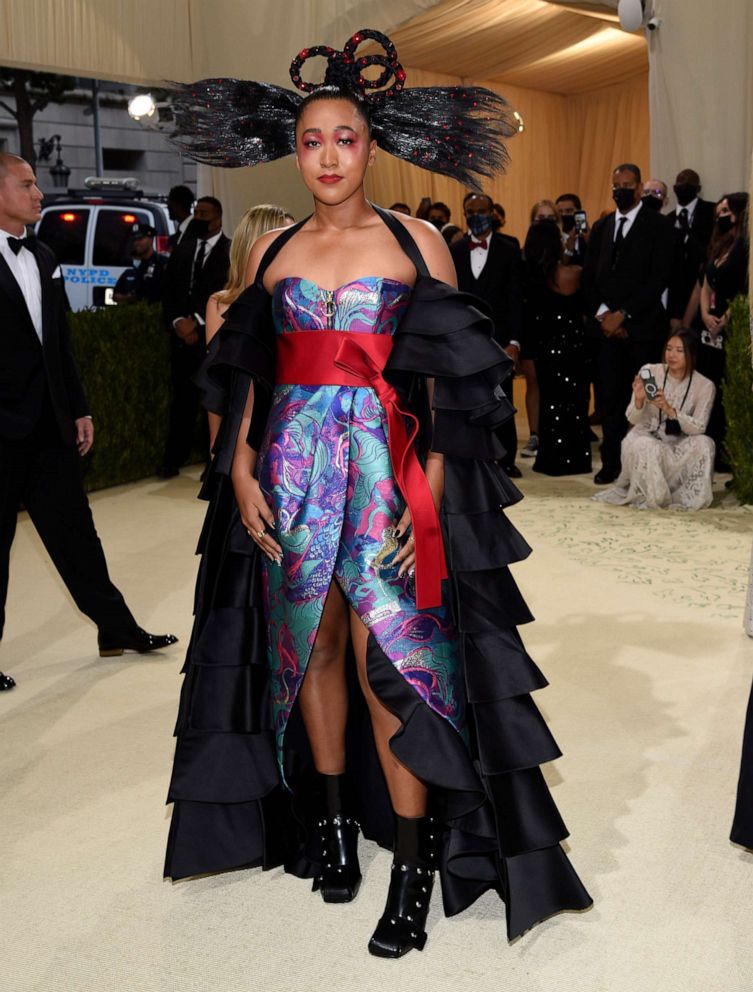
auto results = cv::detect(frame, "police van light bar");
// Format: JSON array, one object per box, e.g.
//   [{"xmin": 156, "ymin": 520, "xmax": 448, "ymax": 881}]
[{"xmin": 84, "ymin": 177, "xmax": 141, "ymax": 192}]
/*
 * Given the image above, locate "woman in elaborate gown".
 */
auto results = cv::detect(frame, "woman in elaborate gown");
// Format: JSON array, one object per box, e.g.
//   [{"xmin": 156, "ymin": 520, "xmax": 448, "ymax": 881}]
[
  {"xmin": 164, "ymin": 30, "xmax": 591, "ymax": 957},
  {"xmin": 521, "ymin": 221, "xmax": 591, "ymax": 477},
  {"xmin": 593, "ymin": 329, "xmax": 716, "ymax": 510}
]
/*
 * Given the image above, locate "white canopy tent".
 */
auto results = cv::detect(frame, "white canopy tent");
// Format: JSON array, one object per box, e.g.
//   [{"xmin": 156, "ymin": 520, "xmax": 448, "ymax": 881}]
[{"xmin": 0, "ymin": 0, "xmax": 749, "ymax": 232}]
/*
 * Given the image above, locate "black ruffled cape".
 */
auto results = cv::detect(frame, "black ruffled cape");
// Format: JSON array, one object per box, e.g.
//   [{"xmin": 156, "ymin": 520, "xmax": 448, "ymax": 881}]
[{"xmin": 164, "ymin": 207, "xmax": 591, "ymax": 939}]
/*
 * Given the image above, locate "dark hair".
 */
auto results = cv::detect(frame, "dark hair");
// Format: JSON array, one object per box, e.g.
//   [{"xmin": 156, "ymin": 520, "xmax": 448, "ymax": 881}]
[
  {"xmin": 492, "ymin": 202, "xmax": 506, "ymax": 218},
  {"xmin": 709, "ymin": 191, "xmax": 749, "ymax": 261},
  {"xmin": 463, "ymin": 191, "xmax": 493, "ymax": 210},
  {"xmin": 430, "ymin": 201, "xmax": 450, "ymax": 218},
  {"xmin": 293, "ymin": 85, "xmax": 372, "ymax": 135},
  {"xmin": 389, "ymin": 202, "xmax": 411, "ymax": 214},
  {"xmin": 524, "ymin": 221, "xmax": 563, "ymax": 287},
  {"xmin": 556, "ymin": 192, "xmax": 582, "ymax": 209},
  {"xmin": 168, "ymin": 184, "xmax": 194, "ymax": 210},
  {"xmin": 665, "ymin": 327, "xmax": 698, "ymax": 377},
  {"xmin": 441, "ymin": 223, "xmax": 462, "ymax": 246},
  {"xmin": 197, "ymin": 195, "xmax": 223, "ymax": 216},
  {"xmin": 613, "ymin": 163, "xmax": 642, "ymax": 183}
]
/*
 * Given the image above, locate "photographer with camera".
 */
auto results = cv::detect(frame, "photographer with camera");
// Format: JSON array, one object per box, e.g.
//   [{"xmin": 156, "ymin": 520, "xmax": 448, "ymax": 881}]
[{"xmin": 593, "ymin": 328, "xmax": 716, "ymax": 510}]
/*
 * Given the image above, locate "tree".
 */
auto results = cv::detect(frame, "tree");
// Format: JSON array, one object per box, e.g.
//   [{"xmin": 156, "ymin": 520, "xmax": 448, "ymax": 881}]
[{"xmin": 0, "ymin": 69, "xmax": 77, "ymax": 164}]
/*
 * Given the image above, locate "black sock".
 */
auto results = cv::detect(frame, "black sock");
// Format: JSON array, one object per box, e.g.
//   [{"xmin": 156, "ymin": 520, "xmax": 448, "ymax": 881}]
[
  {"xmin": 394, "ymin": 814, "xmax": 429, "ymax": 865},
  {"xmin": 322, "ymin": 773, "xmax": 344, "ymax": 819}
]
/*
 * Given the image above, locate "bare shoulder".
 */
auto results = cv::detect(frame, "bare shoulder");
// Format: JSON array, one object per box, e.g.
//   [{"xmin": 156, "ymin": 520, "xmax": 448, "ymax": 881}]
[{"xmin": 388, "ymin": 211, "xmax": 457, "ymax": 286}]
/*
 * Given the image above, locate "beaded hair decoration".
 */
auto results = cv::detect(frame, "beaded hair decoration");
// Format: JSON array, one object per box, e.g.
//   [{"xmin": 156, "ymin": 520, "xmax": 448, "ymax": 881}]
[{"xmin": 169, "ymin": 28, "xmax": 516, "ymax": 189}]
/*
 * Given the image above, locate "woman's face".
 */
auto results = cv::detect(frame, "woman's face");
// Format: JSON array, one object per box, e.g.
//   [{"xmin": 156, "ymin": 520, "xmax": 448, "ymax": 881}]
[
  {"xmin": 535, "ymin": 206, "xmax": 558, "ymax": 224},
  {"xmin": 717, "ymin": 198, "xmax": 737, "ymax": 225},
  {"xmin": 295, "ymin": 98, "xmax": 376, "ymax": 205},
  {"xmin": 665, "ymin": 336, "xmax": 687, "ymax": 375}
]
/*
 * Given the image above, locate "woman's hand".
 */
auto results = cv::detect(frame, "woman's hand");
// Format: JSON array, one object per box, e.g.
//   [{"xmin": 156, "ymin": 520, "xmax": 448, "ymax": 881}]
[
  {"xmin": 232, "ymin": 473, "xmax": 282, "ymax": 563},
  {"xmin": 632, "ymin": 374, "xmax": 647, "ymax": 407},
  {"xmin": 394, "ymin": 453, "xmax": 444, "ymax": 579},
  {"xmin": 652, "ymin": 389, "xmax": 676, "ymax": 417},
  {"xmin": 394, "ymin": 508, "xmax": 415, "ymax": 578},
  {"xmin": 703, "ymin": 310, "xmax": 723, "ymax": 336}
]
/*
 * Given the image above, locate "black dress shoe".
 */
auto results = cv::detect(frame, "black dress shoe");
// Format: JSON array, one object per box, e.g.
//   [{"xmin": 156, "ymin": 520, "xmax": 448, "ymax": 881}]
[
  {"xmin": 156, "ymin": 466, "xmax": 179, "ymax": 479},
  {"xmin": 312, "ymin": 814, "xmax": 362, "ymax": 903},
  {"xmin": 98, "ymin": 627, "xmax": 178, "ymax": 657},
  {"xmin": 594, "ymin": 468, "xmax": 619, "ymax": 485},
  {"xmin": 505, "ymin": 464, "xmax": 523, "ymax": 479},
  {"xmin": 0, "ymin": 671, "xmax": 16, "ymax": 691}
]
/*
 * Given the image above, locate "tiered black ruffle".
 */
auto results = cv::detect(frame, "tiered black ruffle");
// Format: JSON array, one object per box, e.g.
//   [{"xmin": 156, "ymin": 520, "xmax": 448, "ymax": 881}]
[{"xmin": 164, "ymin": 273, "xmax": 591, "ymax": 938}]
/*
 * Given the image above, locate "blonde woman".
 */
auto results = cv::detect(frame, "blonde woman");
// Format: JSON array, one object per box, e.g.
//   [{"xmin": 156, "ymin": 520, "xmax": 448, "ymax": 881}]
[{"xmin": 205, "ymin": 204, "xmax": 294, "ymax": 446}]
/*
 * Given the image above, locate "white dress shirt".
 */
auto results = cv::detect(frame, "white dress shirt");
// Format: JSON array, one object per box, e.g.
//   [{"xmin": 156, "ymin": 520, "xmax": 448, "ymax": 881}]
[
  {"xmin": 469, "ymin": 233, "xmax": 490, "ymax": 279},
  {"xmin": 0, "ymin": 227, "xmax": 43, "ymax": 343},
  {"xmin": 675, "ymin": 197, "xmax": 698, "ymax": 230}
]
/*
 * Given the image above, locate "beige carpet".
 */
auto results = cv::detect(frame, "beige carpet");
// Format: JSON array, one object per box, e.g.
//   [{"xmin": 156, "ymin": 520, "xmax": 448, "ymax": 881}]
[{"xmin": 3, "ymin": 457, "xmax": 753, "ymax": 992}]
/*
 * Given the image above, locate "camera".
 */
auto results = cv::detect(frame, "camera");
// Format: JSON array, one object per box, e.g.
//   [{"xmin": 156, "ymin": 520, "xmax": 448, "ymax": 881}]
[{"xmin": 639, "ymin": 367, "xmax": 659, "ymax": 400}]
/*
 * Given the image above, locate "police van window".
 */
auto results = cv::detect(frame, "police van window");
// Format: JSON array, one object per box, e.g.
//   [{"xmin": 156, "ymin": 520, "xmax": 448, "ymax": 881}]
[
  {"xmin": 37, "ymin": 209, "xmax": 90, "ymax": 264},
  {"xmin": 93, "ymin": 209, "xmax": 151, "ymax": 266}
]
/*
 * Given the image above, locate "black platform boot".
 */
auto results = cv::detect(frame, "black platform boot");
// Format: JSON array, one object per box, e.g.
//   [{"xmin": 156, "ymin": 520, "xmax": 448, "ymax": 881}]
[
  {"xmin": 312, "ymin": 773, "xmax": 361, "ymax": 903},
  {"xmin": 368, "ymin": 814, "xmax": 436, "ymax": 958}
]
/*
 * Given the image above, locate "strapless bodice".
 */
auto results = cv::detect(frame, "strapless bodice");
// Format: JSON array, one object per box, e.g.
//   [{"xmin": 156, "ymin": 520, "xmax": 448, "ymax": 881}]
[{"xmin": 272, "ymin": 276, "xmax": 411, "ymax": 336}]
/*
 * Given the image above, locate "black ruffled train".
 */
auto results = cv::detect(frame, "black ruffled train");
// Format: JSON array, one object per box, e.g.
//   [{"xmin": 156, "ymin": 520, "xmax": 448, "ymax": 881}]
[{"xmin": 164, "ymin": 207, "xmax": 592, "ymax": 940}]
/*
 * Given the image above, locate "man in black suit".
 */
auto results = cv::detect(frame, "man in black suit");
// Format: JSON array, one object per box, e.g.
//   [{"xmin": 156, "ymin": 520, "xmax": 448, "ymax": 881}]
[
  {"xmin": 583, "ymin": 163, "xmax": 675, "ymax": 483},
  {"xmin": 159, "ymin": 196, "xmax": 230, "ymax": 478},
  {"xmin": 451, "ymin": 192, "xmax": 524, "ymax": 478},
  {"xmin": 665, "ymin": 169, "xmax": 716, "ymax": 327},
  {"xmin": 167, "ymin": 184, "xmax": 195, "ymax": 249},
  {"xmin": 0, "ymin": 153, "xmax": 177, "ymax": 689}
]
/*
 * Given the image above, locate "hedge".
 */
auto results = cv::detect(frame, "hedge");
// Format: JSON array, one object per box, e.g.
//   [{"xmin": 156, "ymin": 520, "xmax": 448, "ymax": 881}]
[
  {"xmin": 69, "ymin": 303, "xmax": 172, "ymax": 492},
  {"xmin": 722, "ymin": 294, "xmax": 753, "ymax": 504}
]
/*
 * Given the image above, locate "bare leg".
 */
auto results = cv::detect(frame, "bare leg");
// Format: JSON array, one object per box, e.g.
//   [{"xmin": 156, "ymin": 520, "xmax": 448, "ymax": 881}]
[
  {"xmin": 521, "ymin": 358, "xmax": 539, "ymax": 435},
  {"xmin": 350, "ymin": 608, "xmax": 428, "ymax": 818},
  {"xmin": 298, "ymin": 580, "xmax": 349, "ymax": 774}
]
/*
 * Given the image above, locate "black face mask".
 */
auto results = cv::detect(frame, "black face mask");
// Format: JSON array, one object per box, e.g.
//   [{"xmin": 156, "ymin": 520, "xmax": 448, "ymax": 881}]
[
  {"xmin": 641, "ymin": 194, "xmax": 664, "ymax": 213},
  {"xmin": 673, "ymin": 183, "xmax": 698, "ymax": 207},
  {"xmin": 561, "ymin": 214, "xmax": 576, "ymax": 233},
  {"xmin": 428, "ymin": 217, "xmax": 446, "ymax": 231},
  {"xmin": 185, "ymin": 217, "xmax": 210, "ymax": 240},
  {"xmin": 716, "ymin": 214, "xmax": 735, "ymax": 235},
  {"xmin": 613, "ymin": 188, "xmax": 637, "ymax": 213}
]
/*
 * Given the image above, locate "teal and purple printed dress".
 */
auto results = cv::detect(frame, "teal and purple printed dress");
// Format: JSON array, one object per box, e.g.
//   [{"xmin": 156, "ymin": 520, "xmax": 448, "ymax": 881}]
[
  {"xmin": 258, "ymin": 277, "xmax": 462, "ymax": 776},
  {"xmin": 165, "ymin": 208, "xmax": 592, "ymax": 940}
]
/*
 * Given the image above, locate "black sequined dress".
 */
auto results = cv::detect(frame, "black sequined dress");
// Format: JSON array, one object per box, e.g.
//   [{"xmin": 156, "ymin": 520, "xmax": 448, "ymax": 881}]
[{"xmin": 525, "ymin": 284, "xmax": 592, "ymax": 476}]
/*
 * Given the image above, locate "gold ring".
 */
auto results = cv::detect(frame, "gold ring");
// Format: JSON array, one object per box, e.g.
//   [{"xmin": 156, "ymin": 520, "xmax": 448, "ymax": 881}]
[{"xmin": 257, "ymin": 530, "xmax": 266, "ymax": 539}]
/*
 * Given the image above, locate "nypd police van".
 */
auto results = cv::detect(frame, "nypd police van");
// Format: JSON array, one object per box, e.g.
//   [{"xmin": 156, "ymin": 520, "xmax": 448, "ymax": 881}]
[{"xmin": 36, "ymin": 177, "xmax": 174, "ymax": 310}]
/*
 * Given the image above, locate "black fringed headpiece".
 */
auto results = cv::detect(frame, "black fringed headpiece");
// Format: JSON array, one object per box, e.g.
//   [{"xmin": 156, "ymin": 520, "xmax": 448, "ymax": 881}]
[{"xmin": 169, "ymin": 28, "xmax": 516, "ymax": 189}]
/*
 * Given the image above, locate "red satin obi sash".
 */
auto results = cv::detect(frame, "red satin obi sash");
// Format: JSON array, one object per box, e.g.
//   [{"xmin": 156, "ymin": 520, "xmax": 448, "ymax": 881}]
[{"xmin": 276, "ymin": 331, "xmax": 447, "ymax": 609}]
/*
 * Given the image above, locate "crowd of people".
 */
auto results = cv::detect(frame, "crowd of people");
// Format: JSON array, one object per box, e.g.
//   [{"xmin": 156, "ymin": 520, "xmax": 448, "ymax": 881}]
[
  {"xmin": 2, "ymin": 19, "xmax": 753, "ymax": 967},
  {"xmin": 392, "ymin": 164, "xmax": 749, "ymax": 504}
]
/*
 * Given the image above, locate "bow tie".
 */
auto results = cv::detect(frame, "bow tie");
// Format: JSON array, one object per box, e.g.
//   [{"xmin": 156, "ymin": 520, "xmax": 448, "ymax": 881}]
[
  {"xmin": 469, "ymin": 238, "xmax": 488, "ymax": 250},
  {"xmin": 7, "ymin": 235, "xmax": 35, "ymax": 256}
]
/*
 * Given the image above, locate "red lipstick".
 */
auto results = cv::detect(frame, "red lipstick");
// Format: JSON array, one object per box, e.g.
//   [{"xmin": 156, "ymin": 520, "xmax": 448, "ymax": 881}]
[{"xmin": 318, "ymin": 175, "xmax": 342, "ymax": 184}]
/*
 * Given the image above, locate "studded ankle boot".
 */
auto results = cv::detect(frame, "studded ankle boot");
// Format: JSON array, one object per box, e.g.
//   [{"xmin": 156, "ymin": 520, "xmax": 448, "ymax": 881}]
[
  {"xmin": 368, "ymin": 814, "xmax": 436, "ymax": 957},
  {"xmin": 312, "ymin": 773, "xmax": 361, "ymax": 903}
]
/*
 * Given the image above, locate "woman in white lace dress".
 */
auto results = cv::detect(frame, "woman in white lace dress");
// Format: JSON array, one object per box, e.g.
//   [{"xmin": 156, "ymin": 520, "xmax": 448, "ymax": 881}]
[{"xmin": 594, "ymin": 329, "xmax": 716, "ymax": 510}]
